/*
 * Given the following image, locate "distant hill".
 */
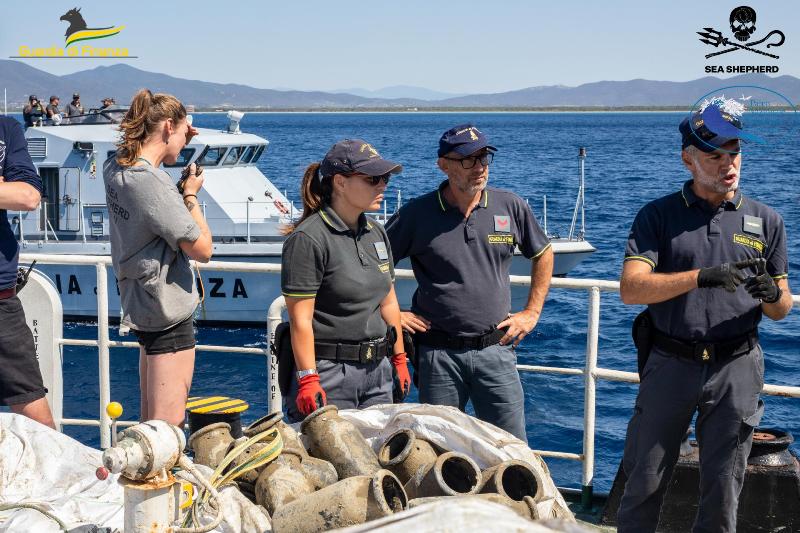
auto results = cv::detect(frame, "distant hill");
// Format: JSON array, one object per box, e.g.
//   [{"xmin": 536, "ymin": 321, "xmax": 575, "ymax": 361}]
[
  {"xmin": 1, "ymin": 60, "xmax": 798, "ymax": 110},
  {"xmin": 332, "ymin": 85, "xmax": 467, "ymax": 100}
]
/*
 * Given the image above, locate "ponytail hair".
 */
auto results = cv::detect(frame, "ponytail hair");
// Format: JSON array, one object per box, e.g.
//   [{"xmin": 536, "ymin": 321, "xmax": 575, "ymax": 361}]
[
  {"xmin": 282, "ymin": 162, "xmax": 333, "ymax": 234},
  {"xmin": 116, "ymin": 89, "xmax": 186, "ymax": 166}
]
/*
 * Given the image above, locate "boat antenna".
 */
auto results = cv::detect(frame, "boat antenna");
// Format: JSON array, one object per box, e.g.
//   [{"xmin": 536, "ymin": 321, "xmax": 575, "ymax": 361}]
[{"xmin": 568, "ymin": 147, "xmax": 586, "ymax": 241}]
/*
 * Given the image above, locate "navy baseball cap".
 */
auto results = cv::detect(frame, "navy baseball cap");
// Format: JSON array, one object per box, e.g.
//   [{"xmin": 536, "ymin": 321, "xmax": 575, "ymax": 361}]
[
  {"xmin": 438, "ymin": 124, "xmax": 496, "ymax": 157},
  {"xmin": 319, "ymin": 139, "xmax": 402, "ymax": 180},
  {"xmin": 680, "ymin": 103, "xmax": 761, "ymax": 152}
]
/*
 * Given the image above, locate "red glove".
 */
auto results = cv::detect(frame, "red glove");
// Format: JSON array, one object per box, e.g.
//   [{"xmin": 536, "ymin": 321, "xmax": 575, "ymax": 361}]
[
  {"xmin": 391, "ymin": 352, "xmax": 411, "ymax": 402},
  {"xmin": 296, "ymin": 373, "xmax": 326, "ymax": 416}
]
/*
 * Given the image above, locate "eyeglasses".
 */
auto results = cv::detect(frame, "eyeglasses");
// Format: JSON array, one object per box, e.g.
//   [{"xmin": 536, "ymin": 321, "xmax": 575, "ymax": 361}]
[
  {"xmin": 362, "ymin": 174, "xmax": 391, "ymax": 186},
  {"xmin": 443, "ymin": 152, "xmax": 494, "ymax": 169}
]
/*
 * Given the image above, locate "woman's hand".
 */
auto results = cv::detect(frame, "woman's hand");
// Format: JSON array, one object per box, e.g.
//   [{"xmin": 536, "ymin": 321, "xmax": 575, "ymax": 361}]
[
  {"xmin": 185, "ymin": 125, "xmax": 199, "ymax": 145},
  {"xmin": 181, "ymin": 163, "xmax": 204, "ymax": 196}
]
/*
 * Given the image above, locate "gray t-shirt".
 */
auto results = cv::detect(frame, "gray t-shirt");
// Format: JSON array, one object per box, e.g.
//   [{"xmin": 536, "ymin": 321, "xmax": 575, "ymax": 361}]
[{"xmin": 103, "ymin": 158, "xmax": 201, "ymax": 331}]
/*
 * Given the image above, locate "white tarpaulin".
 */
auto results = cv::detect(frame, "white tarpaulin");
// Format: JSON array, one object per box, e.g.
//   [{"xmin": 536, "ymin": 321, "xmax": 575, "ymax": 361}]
[{"xmin": 0, "ymin": 404, "xmax": 575, "ymax": 532}]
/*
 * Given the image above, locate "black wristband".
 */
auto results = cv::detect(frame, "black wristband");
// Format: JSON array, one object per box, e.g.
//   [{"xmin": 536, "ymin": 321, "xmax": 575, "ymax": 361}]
[{"xmin": 183, "ymin": 194, "xmax": 198, "ymax": 200}]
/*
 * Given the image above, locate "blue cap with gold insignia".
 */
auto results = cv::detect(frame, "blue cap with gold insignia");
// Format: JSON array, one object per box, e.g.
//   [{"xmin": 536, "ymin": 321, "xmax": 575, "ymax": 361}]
[
  {"xmin": 319, "ymin": 139, "xmax": 402, "ymax": 180},
  {"xmin": 680, "ymin": 98, "xmax": 762, "ymax": 152},
  {"xmin": 438, "ymin": 124, "xmax": 497, "ymax": 157}
]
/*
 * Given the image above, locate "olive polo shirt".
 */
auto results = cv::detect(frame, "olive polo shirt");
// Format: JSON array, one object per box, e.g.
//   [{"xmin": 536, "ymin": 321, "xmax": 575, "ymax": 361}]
[
  {"xmin": 386, "ymin": 181, "xmax": 550, "ymax": 336},
  {"xmin": 625, "ymin": 179, "xmax": 789, "ymax": 342},
  {"xmin": 281, "ymin": 205, "xmax": 395, "ymax": 342}
]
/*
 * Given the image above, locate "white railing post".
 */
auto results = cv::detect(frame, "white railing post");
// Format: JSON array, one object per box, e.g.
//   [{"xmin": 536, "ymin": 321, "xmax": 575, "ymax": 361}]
[
  {"xmin": 96, "ymin": 263, "xmax": 111, "ymax": 449},
  {"xmin": 581, "ymin": 286, "xmax": 600, "ymax": 508},
  {"xmin": 267, "ymin": 296, "xmax": 286, "ymax": 414},
  {"xmin": 246, "ymin": 199, "xmax": 251, "ymax": 244}
]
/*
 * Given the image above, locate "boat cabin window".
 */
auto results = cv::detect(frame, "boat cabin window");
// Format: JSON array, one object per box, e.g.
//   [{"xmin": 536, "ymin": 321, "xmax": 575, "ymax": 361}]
[
  {"xmin": 250, "ymin": 145, "xmax": 266, "ymax": 164},
  {"xmin": 164, "ymin": 148, "xmax": 196, "ymax": 168},
  {"xmin": 105, "ymin": 149, "xmax": 195, "ymax": 168},
  {"xmin": 239, "ymin": 146, "xmax": 257, "ymax": 164},
  {"xmin": 222, "ymin": 146, "xmax": 246, "ymax": 166},
  {"xmin": 197, "ymin": 146, "xmax": 227, "ymax": 166}
]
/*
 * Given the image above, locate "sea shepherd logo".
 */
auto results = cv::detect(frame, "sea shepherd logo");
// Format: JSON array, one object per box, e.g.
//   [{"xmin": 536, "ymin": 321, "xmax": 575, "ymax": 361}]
[
  {"xmin": 11, "ymin": 7, "xmax": 132, "ymax": 59},
  {"xmin": 698, "ymin": 6, "xmax": 785, "ymax": 74}
]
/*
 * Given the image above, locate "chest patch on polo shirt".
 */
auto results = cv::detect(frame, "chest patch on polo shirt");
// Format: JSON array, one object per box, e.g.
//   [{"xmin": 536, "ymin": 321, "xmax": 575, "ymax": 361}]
[
  {"xmin": 733, "ymin": 233, "xmax": 765, "ymax": 253},
  {"xmin": 378, "ymin": 262, "xmax": 390, "ymax": 273},
  {"xmin": 743, "ymin": 215, "xmax": 762, "ymax": 236},
  {"xmin": 373, "ymin": 241, "xmax": 389, "ymax": 260},
  {"xmin": 487, "ymin": 234, "xmax": 515, "ymax": 245},
  {"xmin": 494, "ymin": 215, "xmax": 511, "ymax": 233}
]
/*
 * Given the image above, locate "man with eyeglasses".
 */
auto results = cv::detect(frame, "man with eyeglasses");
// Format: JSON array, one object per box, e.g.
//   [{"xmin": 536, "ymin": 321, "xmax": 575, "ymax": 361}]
[{"xmin": 385, "ymin": 124, "xmax": 553, "ymax": 441}]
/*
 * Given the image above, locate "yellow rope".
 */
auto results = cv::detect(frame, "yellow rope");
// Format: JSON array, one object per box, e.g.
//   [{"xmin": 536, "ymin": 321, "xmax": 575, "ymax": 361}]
[{"xmin": 182, "ymin": 428, "xmax": 283, "ymax": 528}]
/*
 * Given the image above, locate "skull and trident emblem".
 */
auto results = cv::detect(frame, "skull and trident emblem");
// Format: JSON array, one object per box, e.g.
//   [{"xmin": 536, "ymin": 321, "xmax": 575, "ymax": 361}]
[{"xmin": 697, "ymin": 6, "xmax": 785, "ymax": 59}]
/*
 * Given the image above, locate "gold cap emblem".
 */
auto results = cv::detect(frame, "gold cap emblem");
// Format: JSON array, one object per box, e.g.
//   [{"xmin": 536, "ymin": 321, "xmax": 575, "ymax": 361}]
[
  {"xmin": 702, "ymin": 348, "xmax": 710, "ymax": 361},
  {"xmin": 365, "ymin": 346, "xmax": 373, "ymax": 360}
]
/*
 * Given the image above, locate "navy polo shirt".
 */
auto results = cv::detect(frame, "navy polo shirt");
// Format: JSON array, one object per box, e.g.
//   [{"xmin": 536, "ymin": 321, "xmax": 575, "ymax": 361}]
[
  {"xmin": 0, "ymin": 117, "xmax": 42, "ymax": 290},
  {"xmin": 386, "ymin": 181, "xmax": 550, "ymax": 336},
  {"xmin": 625, "ymin": 180, "xmax": 788, "ymax": 342},
  {"xmin": 281, "ymin": 205, "xmax": 395, "ymax": 343}
]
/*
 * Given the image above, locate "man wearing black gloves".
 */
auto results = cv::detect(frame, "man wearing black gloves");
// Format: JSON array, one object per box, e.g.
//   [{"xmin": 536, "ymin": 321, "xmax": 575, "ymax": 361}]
[{"xmin": 616, "ymin": 98, "xmax": 791, "ymax": 533}]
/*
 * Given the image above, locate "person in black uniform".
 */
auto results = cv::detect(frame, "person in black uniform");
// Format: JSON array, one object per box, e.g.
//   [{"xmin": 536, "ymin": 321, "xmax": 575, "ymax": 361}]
[
  {"xmin": 617, "ymin": 98, "xmax": 793, "ymax": 533},
  {"xmin": 22, "ymin": 95, "xmax": 46, "ymax": 128},
  {"xmin": 386, "ymin": 124, "xmax": 553, "ymax": 442},
  {"xmin": 281, "ymin": 139, "xmax": 411, "ymax": 422}
]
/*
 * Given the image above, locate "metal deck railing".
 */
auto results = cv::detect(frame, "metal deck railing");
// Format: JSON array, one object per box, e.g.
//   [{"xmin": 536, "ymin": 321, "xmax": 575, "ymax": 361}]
[{"xmin": 18, "ymin": 253, "xmax": 800, "ymax": 505}]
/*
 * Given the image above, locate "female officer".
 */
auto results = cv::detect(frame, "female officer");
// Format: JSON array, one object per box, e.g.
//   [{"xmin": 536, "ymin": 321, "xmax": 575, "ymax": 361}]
[
  {"xmin": 281, "ymin": 139, "xmax": 411, "ymax": 421},
  {"xmin": 104, "ymin": 89, "xmax": 212, "ymax": 425}
]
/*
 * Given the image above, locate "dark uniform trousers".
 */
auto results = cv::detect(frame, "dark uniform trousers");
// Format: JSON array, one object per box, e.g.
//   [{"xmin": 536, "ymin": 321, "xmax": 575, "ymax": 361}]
[{"xmin": 617, "ymin": 344, "xmax": 764, "ymax": 533}]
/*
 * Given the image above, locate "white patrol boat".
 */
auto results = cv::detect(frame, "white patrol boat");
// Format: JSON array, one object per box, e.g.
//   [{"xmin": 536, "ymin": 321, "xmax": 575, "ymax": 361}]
[{"xmin": 12, "ymin": 109, "xmax": 596, "ymax": 324}]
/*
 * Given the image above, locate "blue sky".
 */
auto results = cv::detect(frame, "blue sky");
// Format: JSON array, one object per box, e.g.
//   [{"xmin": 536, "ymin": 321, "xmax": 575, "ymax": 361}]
[{"xmin": 1, "ymin": 1, "xmax": 797, "ymax": 93}]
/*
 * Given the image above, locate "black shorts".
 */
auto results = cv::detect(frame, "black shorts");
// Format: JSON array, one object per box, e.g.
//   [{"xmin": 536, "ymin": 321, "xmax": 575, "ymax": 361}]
[
  {"xmin": 133, "ymin": 315, "xmax": 196, "ymax": 355},
  {"xmin": 0, "ymin": 296, "xmax": 47, "ymax": 405}
]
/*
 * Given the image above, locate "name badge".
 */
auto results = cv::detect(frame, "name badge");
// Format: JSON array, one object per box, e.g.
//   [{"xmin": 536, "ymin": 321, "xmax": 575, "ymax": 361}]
[
  {"xmin": 373, "ymin": 241, "xmax": 389, "ymax": 260},
  {"xmin": 494, "ymin": 215, "xmax": 511, "ymax": 233},
  {"xmin": 743, "ymin": 215, "xmax": 763, "ymax": 236}
]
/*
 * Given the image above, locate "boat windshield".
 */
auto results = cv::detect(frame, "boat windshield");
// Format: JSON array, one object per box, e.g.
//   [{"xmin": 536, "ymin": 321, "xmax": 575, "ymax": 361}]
[{"xmin": 63, "ymin": 107, "xmax": 128, "ymax": 125}]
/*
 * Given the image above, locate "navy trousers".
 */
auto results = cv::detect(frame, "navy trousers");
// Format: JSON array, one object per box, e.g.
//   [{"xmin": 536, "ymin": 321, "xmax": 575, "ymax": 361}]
[{"xmin": 617, "ymin": 344, "xmax": 764, "ymax": 533}]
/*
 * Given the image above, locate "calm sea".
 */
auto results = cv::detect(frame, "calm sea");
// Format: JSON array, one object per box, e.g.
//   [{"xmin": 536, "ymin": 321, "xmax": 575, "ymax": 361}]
[{"xmin": 32, "ymin": 112, "xmax": 798, "ymax": 492}]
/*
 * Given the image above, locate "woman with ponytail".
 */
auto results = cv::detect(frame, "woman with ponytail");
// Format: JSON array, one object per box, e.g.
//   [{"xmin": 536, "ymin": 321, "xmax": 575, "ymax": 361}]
[
  {"xmin": 281, "ymin": 139, "xmax": 410, "ymax": 422},
  {"xmin": 103, "ymin": 89, "xmax": 212, "ymax": 426}
]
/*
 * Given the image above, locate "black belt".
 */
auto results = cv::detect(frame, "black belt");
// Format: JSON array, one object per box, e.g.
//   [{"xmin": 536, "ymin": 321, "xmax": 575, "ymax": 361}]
[
  {"xmin": 314, "ymin": 338, "xmax": 391, "ymax": 364},
  {"xmin": 415, "ymin": 328, "xmax": 506, "ymax": 350},
  {"xmin": 652, "ymin": 329, "xmax": 758, "ymax": 364}
]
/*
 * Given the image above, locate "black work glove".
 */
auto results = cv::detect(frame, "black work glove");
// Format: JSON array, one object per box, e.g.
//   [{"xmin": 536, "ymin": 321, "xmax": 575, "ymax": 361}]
[
  {"xmin": 697, "ymin": 259, "xmax": 759, "ymax": 292},
  {"xmin": 745, "ymin": 273, "xmax": 782, "ymax": 303}
]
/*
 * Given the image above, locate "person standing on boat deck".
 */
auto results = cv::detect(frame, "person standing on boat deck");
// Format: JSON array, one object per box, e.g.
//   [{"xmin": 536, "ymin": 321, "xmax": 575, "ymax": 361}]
[
  {"xmin": 66, "ymin": 93, "xmax": 83, "ymax": 118},
  {"xmin": 104, "ymin": 89, "xmax": 212, "ymax": 426},
  {"xmin": 22, "ymin": 95, "xmax": 46, "ymax": 128},
  {"xmin": 281, "ymin": 139, "xmax": 410, "ymax": 422},
  {"xmin": 45, "ymin": 96, "xmax": 60, "ymax": 123},
  {"xmin": 0, "ymin": 115, "xmax": 56, "ymax": 428},
  {"xmin": 617, "ymin": 98, "xmax": 792, "ymax": 533},
  {"xmin": 385, "ymin": 124, "xmax": 553, "ymax": 442}
]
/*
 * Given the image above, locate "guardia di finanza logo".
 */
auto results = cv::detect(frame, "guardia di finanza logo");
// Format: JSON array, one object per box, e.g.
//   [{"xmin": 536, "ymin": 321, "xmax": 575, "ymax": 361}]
[{"xmin": 14, "ymin": 7, "xmax": 130, "ymax": 58}]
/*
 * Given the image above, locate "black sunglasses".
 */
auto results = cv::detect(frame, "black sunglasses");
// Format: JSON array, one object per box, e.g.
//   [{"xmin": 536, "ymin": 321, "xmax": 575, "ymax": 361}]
[
  {"xmin": 442, "ymin": 152, "xmax": 494, "ymax": 169},
  {"xmin": 362, "ymin": 173, "xmax": 391, "ymax": 186}
]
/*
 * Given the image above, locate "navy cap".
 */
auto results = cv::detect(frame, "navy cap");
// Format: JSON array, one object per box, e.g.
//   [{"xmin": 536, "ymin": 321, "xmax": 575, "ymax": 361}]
[
  {"xmin": 29, "ymin": 95, "xmax": 38, "ymax": 101},
  {"xmin": 438, "ymin": 124, "xmax": 496, "ymax": 157},
  {"xmin": 679, "ymin": 101, "xmax": 760, "ymax": 152},
  {"xmin": 319, "ymin": 139, "xmax": 402, "ymax": 180}
]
